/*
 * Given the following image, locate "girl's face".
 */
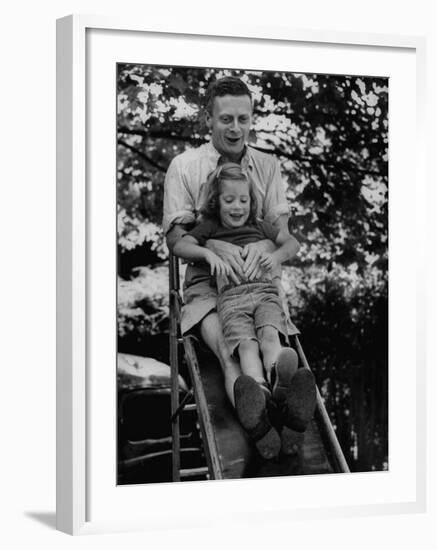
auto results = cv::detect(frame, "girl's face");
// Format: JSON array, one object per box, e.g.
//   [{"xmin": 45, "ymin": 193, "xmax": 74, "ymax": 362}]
[{"xmin": 218, "ymin": 178, "xmax": 251, "ymax": 229}]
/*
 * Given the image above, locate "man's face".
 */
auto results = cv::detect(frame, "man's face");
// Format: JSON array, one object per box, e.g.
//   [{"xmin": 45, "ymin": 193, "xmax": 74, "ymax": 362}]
[{"xmin": 206, "ymin": 95, "xmax": 252, "ymax": 160}]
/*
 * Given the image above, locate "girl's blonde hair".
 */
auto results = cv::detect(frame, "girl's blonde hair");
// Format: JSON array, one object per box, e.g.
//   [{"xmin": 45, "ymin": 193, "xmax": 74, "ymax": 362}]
[{"xmin": 200, "ymin": 162, "xmax": 258, "ymax": 224}]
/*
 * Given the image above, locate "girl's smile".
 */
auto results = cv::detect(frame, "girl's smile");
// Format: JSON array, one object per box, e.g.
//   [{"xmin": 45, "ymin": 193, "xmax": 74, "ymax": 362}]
[{"xmin": 219, "ymin": 179, "xmax": 251, "ymax": 229}]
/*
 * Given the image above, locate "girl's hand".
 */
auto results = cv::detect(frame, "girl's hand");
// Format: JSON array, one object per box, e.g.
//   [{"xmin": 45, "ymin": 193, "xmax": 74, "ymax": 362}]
[{"xmin": 204, "ymin": 249, "xmax": 233, "ymax": 280}]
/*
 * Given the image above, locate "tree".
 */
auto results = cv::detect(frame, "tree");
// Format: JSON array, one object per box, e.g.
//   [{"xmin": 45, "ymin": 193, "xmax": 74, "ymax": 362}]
[{"xmin": 117, "ymin": 65, "xmax": 387, "ymax": 271}]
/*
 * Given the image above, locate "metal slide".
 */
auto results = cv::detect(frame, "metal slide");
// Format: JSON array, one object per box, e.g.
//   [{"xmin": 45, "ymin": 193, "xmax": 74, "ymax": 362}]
[{"xmin": 169, "ymin": 254, "xmax": 350, "ymax": 481}]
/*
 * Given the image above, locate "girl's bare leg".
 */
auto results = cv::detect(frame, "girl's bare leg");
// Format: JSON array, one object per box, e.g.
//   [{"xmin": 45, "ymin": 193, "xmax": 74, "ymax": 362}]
[
  {"xmin": 200, "ymin": 312, "xmax": 241, "ymax": 406},
  {"xmin": 237, "ymin": 339, "xmax": 265, "ymax": 384},
  {"xmin": 257, "ymin": 325, "xmax": 283, "ymax": 383}
]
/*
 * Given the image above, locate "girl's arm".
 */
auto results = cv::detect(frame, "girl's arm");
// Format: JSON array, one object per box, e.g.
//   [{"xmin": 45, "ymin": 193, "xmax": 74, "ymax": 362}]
[{"xmin": 173, "ymin": 235, "xmax": 232, "ymax": 280}]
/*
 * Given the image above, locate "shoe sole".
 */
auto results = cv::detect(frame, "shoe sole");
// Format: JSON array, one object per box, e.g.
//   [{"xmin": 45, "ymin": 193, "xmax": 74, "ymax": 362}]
[
  {"xmin": 282, "ymin": 369, "xmax": 317, "ymax": 432},
  {"xmin": 272, "ymin": 348, "xmax": 299, "ymax": 404},
  {"xmin": 234, "ymin": 375, "xmax": 281, "ymax": 460},
  {"xmin": 280, "ymin": 426, "xmax": 304, "ymax": 455}
]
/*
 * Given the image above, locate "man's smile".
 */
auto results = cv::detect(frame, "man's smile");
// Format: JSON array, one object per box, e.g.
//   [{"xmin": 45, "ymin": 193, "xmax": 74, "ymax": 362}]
[{"xmin": 225, "ymin": 136, "xmax": 242, "ymax": 144}]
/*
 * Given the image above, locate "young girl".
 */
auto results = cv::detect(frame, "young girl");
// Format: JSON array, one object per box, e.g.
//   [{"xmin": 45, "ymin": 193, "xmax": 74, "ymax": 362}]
[{"xmin": 173, "ymin": 163, "xmax": 316, "ymax": 460}]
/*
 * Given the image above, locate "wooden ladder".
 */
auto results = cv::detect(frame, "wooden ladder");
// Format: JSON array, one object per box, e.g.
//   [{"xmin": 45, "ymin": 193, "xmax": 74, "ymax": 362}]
[{"xmin": 169, "ymin": 253, "xmax": 221, "ymax": 481}]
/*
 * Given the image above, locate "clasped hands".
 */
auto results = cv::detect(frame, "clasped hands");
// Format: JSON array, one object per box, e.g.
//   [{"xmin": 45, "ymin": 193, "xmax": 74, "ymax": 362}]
[{"xmin": 204, "ymin": 239, "xmax": 278, "ymax": 285}]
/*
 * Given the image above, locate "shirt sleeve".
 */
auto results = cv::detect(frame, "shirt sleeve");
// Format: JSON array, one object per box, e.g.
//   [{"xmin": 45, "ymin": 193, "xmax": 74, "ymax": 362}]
[
  {"xmin": 262, "ymin": 158, "xmax": 290, "ymax": 224},
  {"xmin": 162, "ymin": 156, "xmax": 196, "ymax": 235},
  {"xmin": 258, "ymin": 220, "xmax": 280, "ymax": 242},
  {"xmin": 186, "ymin": 219, "xmax": 217, "ymax": 246}
]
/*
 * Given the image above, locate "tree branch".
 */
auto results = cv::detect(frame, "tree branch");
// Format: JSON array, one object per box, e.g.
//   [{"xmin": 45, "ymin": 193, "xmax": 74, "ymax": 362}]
[
  {"xmin": 118, "ymin": 129, "xmax": 386, "ymax": 178},
  {"xmin": 250, "ymin": 144, "xmax": 385, "ymax": 178},
  {"xmin": 118, "ymin": 140, "xmax": 167, "ymax": 172},
  {"xmin": 118, "ymin": 126, "xmax": 204, "ymax": 146}
]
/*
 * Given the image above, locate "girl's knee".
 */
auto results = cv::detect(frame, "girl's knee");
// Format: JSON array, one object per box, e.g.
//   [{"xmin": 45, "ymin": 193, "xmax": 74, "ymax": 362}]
[
  {"xmin": 258, "ymin": 326, "xmax": 280, "ymax": 347},
  {"xmin": 238, "ymin": 338, "xmax": 260, "ymax": 356},
  {"xmin": 216, "ymin": 334, "xmax": 231, "ymax": 360},
  {"xmin": 215, "ymin": 337, "xmax": 238, "ymax": 370}
]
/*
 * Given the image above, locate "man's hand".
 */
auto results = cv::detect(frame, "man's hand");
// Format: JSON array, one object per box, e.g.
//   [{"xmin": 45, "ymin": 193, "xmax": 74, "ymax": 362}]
[
  {"xmin": 258, "ymin": 252, "xmax": 280, "ymax": 273},
  {"xmin": 206, "ymin": 239, "xmax": 244, "ymax": 285},
  {"xmin": 241, "ymin": 240, "xmax": 276, "ymax": 280},
  {"xmin": 204, "ymin": 249, "xmax": 232, "ymax": 281}
]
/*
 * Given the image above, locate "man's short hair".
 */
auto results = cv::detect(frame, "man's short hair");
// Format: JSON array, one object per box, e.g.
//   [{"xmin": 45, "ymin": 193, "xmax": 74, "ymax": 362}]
[{"xmin": 204, "ymin": 76, "xmax": 252, "ymax": 114}]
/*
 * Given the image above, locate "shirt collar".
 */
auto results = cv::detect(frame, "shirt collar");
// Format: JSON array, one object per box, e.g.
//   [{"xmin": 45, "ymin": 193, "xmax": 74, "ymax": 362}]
[{"xmin": 205, "ymin": 140, "xmax": 254, "ymax": 170}]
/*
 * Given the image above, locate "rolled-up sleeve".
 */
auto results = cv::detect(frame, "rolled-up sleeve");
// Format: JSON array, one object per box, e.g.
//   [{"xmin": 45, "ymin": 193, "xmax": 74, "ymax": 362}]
[
  {"xmin": 262, "ymin": 158, "xmax": 290, "ymax": 224},
  {"xmin": 162, "ymin": 157, "xmax": 196, "ymax": 235},
  {"xmin": 187, "ymin": 219, "xmax": 216, "ymax": 246}
]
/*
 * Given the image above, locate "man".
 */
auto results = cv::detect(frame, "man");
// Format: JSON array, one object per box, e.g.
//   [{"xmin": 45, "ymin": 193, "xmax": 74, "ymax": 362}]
[{"xmin": 163, "ymin": 76, "xmax": 314, "ymax": 458}]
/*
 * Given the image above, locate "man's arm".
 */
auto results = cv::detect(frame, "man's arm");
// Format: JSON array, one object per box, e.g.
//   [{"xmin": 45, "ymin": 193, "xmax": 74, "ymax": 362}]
[
  {"xmin": 167, "ymin": 223, "xmax": 241, "ymax": 284},
  {"xmin": 271, "ymin": 213, "xmax": 298, "ymax": 265},
  {"xmin": 173, "ymin": 235, "xmax": 232, "ymax": 280},
  {"xmin": 258, "ymin": 226, "xmax": 300, "ymax": 272},
  {"xmin": 162, "ymin": 156, "xmax": 196, "ymax": 238},
  {"xmin": 271, "ymin": 214, "xmax": 300, "ymax": 266},
  {"xmin": 166, "ymin": 224, "xmax": 188, "ymax": 253},
  {"xmin": 271, "ymin": 213, "xmax": 291, "ymax": 234}
]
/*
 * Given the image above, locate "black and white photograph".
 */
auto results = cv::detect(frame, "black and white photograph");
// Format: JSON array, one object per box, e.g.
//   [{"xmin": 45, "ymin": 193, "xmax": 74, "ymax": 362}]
[
  {"xmin": 2, "ymin": 0, "xmax": 434, "ymax": 544},
  {"xmin": 116, "ymin": 64, "xmax": 388, "ymax": 484}
]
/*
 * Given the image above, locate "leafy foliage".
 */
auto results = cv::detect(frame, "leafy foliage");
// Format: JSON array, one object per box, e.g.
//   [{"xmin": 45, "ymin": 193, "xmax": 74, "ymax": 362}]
[{"xmin": 117, "ymin": 65, "xmax": 387, "ymax": 271}]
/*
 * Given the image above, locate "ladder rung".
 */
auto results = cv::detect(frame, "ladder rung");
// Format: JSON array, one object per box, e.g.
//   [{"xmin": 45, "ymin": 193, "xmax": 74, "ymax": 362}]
[
  {"xmin": 180, "ymin": 467, "xmax": 209, "ymax": 479},
  {"xmin": 184, "ymin": 403, "xmax": 197, "ymax": 413},
  {"xmin": 171, "ymin": 388, "xmax": 195, "ymax": 422}
]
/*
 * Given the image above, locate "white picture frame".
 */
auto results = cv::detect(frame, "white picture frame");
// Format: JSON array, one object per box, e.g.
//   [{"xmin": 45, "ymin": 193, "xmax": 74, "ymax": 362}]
[{"xmin": 56, "ymin": 14, "xmax": 427, "ymax": 535}]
